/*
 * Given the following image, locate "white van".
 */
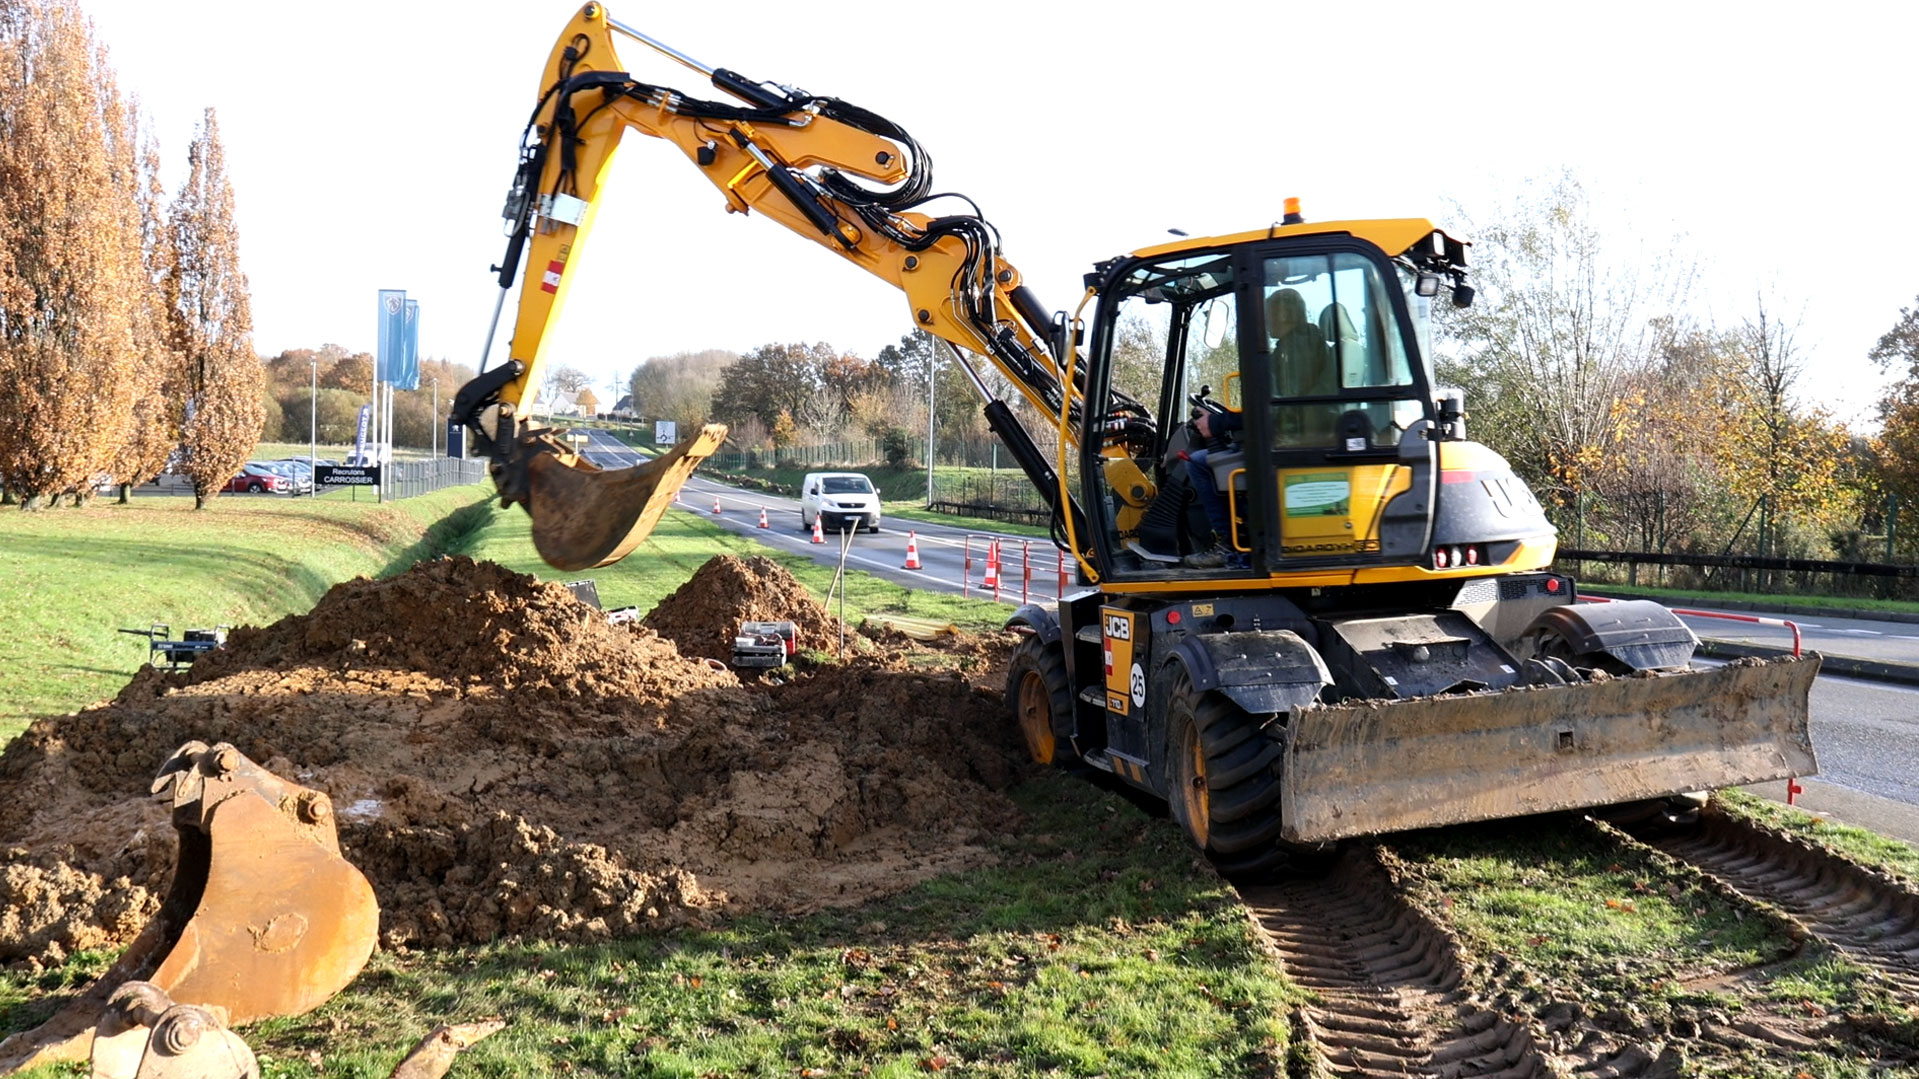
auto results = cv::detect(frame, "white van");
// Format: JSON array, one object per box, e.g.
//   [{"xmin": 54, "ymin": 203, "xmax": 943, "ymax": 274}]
[{"xmin": 800, "ymin": 472, "xmax": 882, "ymax": 533}]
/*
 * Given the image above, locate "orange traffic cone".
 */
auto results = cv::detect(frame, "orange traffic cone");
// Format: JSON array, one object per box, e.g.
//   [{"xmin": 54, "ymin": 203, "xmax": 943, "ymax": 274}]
[
  {"xmin": 712, "ymin": 495, "xmax": 722, "ymax": 515},
  {"xmin": 904, "ymin": 531, "xmax": 923, "ymax": 570},
  {"xmin": 983, "ymin": 540, "xmax": 1000, "ymax": 591},
  {"xmin": 811, "ymin": 515, "xmax": 825, "ymax": 544},
  {"xmin": 758, "ymin": 506, "xmax": 770, "ymax": 528}
]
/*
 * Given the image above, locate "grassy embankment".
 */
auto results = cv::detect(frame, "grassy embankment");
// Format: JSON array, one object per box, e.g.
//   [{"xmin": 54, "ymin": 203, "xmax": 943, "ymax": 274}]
[
  {"xmin": 7, "ymin": 481, "xmax": 1919, "ymax": 1075},
  {"xmin": 1, "ymin": 483, "xmax": 1300, "ymax": 1078},
  {"xmin": 0, "ymin": 485, "xmax": 494, "ymax": 742}
]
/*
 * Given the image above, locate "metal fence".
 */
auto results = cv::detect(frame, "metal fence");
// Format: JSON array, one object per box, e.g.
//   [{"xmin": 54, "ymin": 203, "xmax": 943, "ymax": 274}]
[
  {"xmin": 316, "ymin": 458, "xmax": 490, "ymax": 500},
  {"xmin": 1559, "ymin": 548, "xmax": 1919, "ymax": 602},
  {"xmin": 710, "ymin": 438, "xmax": 883, "ymax": 472}
]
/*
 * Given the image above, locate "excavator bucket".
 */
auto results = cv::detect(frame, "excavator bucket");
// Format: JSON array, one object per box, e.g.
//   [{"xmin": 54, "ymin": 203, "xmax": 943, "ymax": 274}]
[
  {"xmin": 520, "ymin": 423, "xmax": 728, "ymax": 572},
  {"xmin": 0, "ymin": 742, "xmax": 378, "ymax": 1073},
  {"xmin": 1278, "ymin": 655, "xmax": 1820, "ymax": 845}
]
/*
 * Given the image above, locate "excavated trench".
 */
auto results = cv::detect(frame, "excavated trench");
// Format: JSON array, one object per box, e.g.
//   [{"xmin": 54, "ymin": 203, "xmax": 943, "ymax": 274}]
[{"xmin": 0, "ymin": 555, "xmax": 1026, "ymax": 964}]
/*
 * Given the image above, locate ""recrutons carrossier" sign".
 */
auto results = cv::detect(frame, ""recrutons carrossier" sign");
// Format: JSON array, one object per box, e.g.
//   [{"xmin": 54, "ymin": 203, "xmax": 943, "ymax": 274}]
[{"xmin": 316, "ymin": 465, "xmax": 379, "ymax": 487}]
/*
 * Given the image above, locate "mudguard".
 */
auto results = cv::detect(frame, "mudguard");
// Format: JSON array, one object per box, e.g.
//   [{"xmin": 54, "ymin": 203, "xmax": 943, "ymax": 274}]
[
  {"xmin": 1528, "ymin": 600, "xmax": 1697, "ymax": 671},
  {"xmin": 1004, "ymin": 603, "xmax": 1061, "ymax": 645},
  {"xmin": 1278, "ymin": 655, "xmax": 1820, "ymax": 844},
  {"xmin": 1165, "ymin": 630, "xmax": 1331, "ymax": 717}
]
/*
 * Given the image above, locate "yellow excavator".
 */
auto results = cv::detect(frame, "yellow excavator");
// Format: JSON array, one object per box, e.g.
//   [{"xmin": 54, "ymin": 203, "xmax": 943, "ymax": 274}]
[{"xmin": 450, "ymin": 3, "xmax": 1817, "ymax": 874}]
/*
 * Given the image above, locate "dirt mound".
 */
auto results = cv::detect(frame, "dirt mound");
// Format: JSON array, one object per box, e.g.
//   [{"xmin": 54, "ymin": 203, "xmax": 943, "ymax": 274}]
[
  {"xmin": 642, "ymin": 554, "xmax": 839, "ymax": 661},
  {"xmin": 0, "ymin": 556, "xmax": 1026, "ymax": 965}
]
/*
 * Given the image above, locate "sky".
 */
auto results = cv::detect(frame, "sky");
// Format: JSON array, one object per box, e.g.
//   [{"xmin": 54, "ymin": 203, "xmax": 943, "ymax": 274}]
[{"xmin": 75, "ymin": 0, "xmax": 1919, "ymax": 428}]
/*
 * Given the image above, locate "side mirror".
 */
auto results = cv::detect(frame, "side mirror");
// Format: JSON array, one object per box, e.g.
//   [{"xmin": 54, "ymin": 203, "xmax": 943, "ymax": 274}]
[
  {"xmin": 807, "ymin": 486, "xmax": 819, "ymax": 496},
  {"xmin": 1201, "ymin": 296, "xmax": 1232, "ymax": 350}
]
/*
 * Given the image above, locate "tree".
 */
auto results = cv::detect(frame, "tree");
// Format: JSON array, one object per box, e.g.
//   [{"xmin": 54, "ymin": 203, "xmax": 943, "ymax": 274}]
[
  {"xmin": 1436, "ymin": 172, "xmax": 1692, "ymax": 541},
  {"xmin": 166, "ymin": 109, "xmax": 261, "ymax": 509},
  {"xmin": 1871, "ymin": 296, "xmax": 1919, "ymax": 515},
  {"xmin": 0, "ymin": 0, "xmax": 145, "ymax": 507},
  {"xmin": 709, "ymin": 342, "xmax": 826, "ymax": 432},
  {"xmin": 105, "ymin": 121, "xmax": 185, "ymax": 501},
  {"xmin": 627, "ymin": 348, "xmax": 731, "ymax": 432}
]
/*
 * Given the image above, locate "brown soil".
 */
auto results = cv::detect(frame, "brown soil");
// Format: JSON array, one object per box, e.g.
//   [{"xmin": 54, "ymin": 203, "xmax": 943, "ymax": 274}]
[
  {"xmin": 641, "ymin": 554, "xmax": 840, "ymax": 661},
  {"xmin": 0, "ymin": 556, "xmax": 1025, "ymax": 965}
]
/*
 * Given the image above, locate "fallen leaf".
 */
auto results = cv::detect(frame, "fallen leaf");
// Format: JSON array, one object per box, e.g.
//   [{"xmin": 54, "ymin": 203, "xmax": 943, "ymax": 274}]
[
  {"xmin": 1526, "ymin": 935, "xmax": 1549, "ymax": 947},
  {"xmin": 886, "ymin": 1017, "xmax": 898, "ymax": 1031},
  {"xmin": 921, "ymin": 1056, "xmax": 948, "ymax": 1071}
]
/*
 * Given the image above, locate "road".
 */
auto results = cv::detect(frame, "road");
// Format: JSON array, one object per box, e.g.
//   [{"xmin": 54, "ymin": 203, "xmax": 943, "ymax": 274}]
[{"xmin": 588, "ymin": 431, "xmax": 1919, "ymax": 840}]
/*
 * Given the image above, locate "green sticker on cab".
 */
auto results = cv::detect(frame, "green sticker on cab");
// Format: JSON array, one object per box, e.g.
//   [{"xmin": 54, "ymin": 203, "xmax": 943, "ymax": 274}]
[{"xmin": 1284, "ymin": 473, "xmax": 1350, "ymax": 517}]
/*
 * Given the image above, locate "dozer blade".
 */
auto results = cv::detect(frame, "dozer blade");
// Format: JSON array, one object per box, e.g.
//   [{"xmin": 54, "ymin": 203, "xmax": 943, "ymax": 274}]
[
  {"xmin": 523, "ymin": 423, "xmax": 728, "ymax": 571},
  {"xmin": 0, "ymin": 742, "xmax": 378, "ymax": 1073},
  {"xmin": 1278, "ymin": 655, "xmax": 1820, "ymax": 845}
]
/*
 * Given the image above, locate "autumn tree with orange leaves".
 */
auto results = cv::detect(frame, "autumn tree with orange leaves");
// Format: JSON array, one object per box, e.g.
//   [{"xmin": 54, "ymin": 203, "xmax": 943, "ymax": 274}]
[
  {"xmin": 167, "ymin": 109, "xmax": 263, "ymax": 509},
  {"xmin": 0, "ymin": 0, "xmax": 151, "ymax": 507}
]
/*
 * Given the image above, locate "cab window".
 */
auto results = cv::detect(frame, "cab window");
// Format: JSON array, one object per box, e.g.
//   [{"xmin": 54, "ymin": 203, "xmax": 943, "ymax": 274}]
[{"xmin": 1261, "ymin": 252, "xmax": 1423, "ymax": 449}]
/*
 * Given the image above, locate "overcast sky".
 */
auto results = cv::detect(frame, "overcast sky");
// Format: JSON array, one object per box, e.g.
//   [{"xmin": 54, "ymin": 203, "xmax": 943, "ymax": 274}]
[{"xmin": 77, "ymin": 0, "xmax": 1918, "ymax": 428}]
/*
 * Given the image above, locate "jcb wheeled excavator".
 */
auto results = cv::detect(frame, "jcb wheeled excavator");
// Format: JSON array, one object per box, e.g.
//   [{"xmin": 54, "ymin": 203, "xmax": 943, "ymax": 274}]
[{"xmin": 454, "ymin": 4, "xmax": 1817, "ymax": 873}]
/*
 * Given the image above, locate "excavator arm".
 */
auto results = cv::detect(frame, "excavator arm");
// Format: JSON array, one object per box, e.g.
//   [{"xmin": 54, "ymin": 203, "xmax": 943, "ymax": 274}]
[{"xmin": 453, "ymin": 2, "xmax": 1111, "ymax": 571}]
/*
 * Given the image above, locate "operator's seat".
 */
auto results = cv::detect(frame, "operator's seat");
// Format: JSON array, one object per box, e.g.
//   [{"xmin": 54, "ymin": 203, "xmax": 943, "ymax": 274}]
[{"xmin": 1318, "ymin": 302, "xmax": 1370, "ymax": 388}]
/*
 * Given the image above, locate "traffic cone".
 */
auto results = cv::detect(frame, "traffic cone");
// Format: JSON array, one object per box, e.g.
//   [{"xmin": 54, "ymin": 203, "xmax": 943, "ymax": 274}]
[
  {"xmin": 983, "ymin": 540, "xmax": 1000, "ymax": 591},
  {"xmin": 712, "ymin": 495, "xmax": 722, "ymax": 515},
  {"xmin": 758, "ymin": 506, "xmax": 769, "ymax": 528},
  {"xmin": 811, "ymin": 515, "xmax": 825, "ymax": 544},
  {"xmin": 903, "ymin": 531, "xmax": 923, "ymax": 570}
]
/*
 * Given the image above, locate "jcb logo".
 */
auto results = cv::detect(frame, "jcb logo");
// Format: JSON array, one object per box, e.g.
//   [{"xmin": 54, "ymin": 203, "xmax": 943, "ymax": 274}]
[{"xmin": 1105, "ymin": 615, "xmax": 1131, "ymax": 641}]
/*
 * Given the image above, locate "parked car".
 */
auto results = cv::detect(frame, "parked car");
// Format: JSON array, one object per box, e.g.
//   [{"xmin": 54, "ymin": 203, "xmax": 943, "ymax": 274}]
[
  {"xmin": 222, "ymin": 463, "xmax": 289, "ymax": 494},
  {"xmin": 262, "ymin": 460, "xmax": 314, "ymax": 494},
  {"xmin": 799, "ymin": 472, "xmax": 882, "ymax": 533}
]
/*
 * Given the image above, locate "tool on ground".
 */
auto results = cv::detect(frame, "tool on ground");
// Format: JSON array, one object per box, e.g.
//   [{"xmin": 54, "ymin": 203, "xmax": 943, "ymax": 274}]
[
  {"xmin": 87, "ymin": 981, "xmax": 258, "ymax": 1079},
  {"xmin": 449, "ymin": 5, "xmax": 1818, "ymax": 876},
  {"xmin": 0, "ymin": 742, "xmax": 379, "ymax": 1072},
  {"xmin": 903, "ymin": 531, "xmax": 922, "ymax": 570},
  {"xmin": 387, "ymin": 1018, "xmax": 507, "ymax": 1079},
  {"xmin": 732, "ymin": 621, "xmax": 797, "ymax": 668},
  {"xmin": 117, "ymin": 624, "xmax": 228, "ymax": 671},
  {"xmin": 562, "ymin": 578, "xmax": 602, "ymax": 609}
]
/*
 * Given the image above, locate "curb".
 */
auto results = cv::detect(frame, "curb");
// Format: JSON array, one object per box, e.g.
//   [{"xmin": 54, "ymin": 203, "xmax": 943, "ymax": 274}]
[
  {"xmin": 1584, "ymin": 589, "xmax": 1919, "ymax": 626},
  {"xmin": 1694, "ymin": 638, "xmax": 1919, "ymax": 687}
]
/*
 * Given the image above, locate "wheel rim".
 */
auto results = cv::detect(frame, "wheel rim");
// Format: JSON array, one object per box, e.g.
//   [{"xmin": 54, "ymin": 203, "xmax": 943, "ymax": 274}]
[
  {"xmin": 1175, "ymin": 719, "xmax": 1210, "ymax": 848},
  {"xmin": 1016, "ymin": 669, "xmax": 1056, "ymax": 765}
]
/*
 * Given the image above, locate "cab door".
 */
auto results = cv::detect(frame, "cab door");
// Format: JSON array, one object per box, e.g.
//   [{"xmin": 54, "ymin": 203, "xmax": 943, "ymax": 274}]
[{"xmin": 1243, "ymin": 245, "xmax": 1436, "ymax": 568}]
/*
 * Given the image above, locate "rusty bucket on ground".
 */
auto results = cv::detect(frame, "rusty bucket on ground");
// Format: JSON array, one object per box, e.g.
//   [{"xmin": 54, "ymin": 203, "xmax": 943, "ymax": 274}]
[{"xmin": 0, "ymin": 742, "xmax": 379, "ymax": 1072}]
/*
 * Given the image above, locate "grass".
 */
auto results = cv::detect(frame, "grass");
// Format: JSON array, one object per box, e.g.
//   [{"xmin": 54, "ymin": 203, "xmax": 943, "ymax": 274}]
[
  {"xmin": 1386, "ymin": 818, "xmax": 1794, "ymax": 1014},
  {"xmin": 1578, "ymin": 579, "xmax": 1919, "ymax": 617},
  {"xmin": 447, "ymin": 503, "xmax": 1014, "ymax": 635},
  {"xmin": 0, "ymin": 484, "xmax": 495, "ymax": 740},
  {"xmin": 2, "ymin": 776, "xmax": 1297, "ymax": 1078},
  {"xmin": 1717, "ymin": 789, "xmax": 1919, "ymax": 883}
]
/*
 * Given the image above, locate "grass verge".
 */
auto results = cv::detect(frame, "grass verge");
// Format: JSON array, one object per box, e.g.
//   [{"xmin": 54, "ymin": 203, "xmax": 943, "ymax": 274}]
[
  {"xmin": 0, "ymin": 485, "xmax": 497, "ymax": 741},
  {"xmin": 1717, "ymin": 789, "xmax": 1919, "ymax": 883},
  {"xmin": 2, "ymin": 776, "xmax": 1296, "ymax": 1078},
  {"xmin": 449, "ymin": 504, "xmax": 1014, "ymax": 635}
]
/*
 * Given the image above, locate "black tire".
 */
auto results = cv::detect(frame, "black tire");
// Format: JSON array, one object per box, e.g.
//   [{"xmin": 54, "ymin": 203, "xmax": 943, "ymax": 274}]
[
  {"xmin": 1005, "ymin": 634, "xmax": 1075, "ymax": 767},
  {"xmin": 1164, "ymin": 670, "xmax": 1290, "ymax": 877},
  {"xmin": 246, "ymin": 482, "xmax": 264, "ymax": 493}
]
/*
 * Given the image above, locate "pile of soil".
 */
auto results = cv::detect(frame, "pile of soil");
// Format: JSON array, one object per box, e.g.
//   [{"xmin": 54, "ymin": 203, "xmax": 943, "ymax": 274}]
[
  {"xmin": 0, "ymin": 556, "xmax": 1025, "ymax": 966},
  {"xmin": 641, "ymin": 554, "xmax": 840, "ymax": 661}
]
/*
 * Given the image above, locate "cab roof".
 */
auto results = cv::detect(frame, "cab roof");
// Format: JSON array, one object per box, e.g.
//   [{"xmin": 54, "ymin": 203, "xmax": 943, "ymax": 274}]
[{"xmin": 1130, "ymin": 218, "xmax": 1467, "ymax": 263}]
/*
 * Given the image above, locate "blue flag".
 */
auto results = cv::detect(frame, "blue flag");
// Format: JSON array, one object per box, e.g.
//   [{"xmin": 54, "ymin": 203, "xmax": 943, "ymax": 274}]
[
  {"xmin": 397, "ymin": 299, "xmax": 421, "ymax": 390},
  {"xmin": 376, "ymin": 289, "xmax": 406, "ymax": 384}
]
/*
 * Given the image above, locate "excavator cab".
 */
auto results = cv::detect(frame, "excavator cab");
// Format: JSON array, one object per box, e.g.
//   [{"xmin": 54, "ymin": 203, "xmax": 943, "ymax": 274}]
[{"xmin": 1082, "ymin": 223, "xmax": 1505, "ymax": 582}]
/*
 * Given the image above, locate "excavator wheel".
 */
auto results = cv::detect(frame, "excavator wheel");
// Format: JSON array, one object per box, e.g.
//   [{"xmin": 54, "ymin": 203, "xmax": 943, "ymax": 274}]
[
  {"xmin": 1005, "ymin": 635, "xmax": 1074, "ymax": 766},
  {"xmin": 1164, "ymin": 671, "xmax": 1294, "ymax": 878}
]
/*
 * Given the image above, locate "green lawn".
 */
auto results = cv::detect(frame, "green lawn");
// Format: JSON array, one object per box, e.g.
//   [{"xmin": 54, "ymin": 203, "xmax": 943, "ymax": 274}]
[
  {"xmin": 451, "ymin": 502, "xmax": 1014, "ymax": 635},
  {"xmin": 0, "ymin": 485, "xmax": 494, "ymax": 740}
]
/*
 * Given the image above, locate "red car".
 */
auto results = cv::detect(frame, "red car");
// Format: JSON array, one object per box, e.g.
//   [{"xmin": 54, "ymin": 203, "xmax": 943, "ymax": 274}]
[{"xmin": 222, "ymin": 463, "xmax": 289, "ymax": 494}]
